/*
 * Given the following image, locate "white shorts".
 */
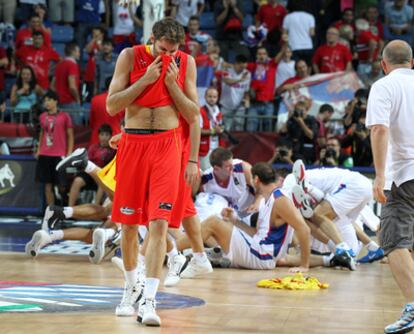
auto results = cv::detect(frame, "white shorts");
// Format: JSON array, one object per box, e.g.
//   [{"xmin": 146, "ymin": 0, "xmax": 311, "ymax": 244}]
[
  {"xmin": 325, "ymin": 174, "xmax": 372, "ymax": 221},
  {"xmin": 224, "ymin": 228, "xmax": 276, "ymax": 269}
]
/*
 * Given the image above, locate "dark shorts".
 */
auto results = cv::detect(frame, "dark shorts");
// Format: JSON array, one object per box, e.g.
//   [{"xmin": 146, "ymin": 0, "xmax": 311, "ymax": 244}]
[
  {"xmin": 35, "ymin": 155, "xmax": 67, "ymax": 185},
  {"xmin": 379, "ymin": 180, "xmax": 414, "ymax": 255},
  {"xmin": 76, "ymin": 171, "xmax": 97, "ymax": 191}
]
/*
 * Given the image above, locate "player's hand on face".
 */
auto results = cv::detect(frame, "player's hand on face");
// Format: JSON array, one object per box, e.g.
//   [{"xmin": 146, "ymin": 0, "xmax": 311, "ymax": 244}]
[
  {"xmin": 288, "ymin": 266, "xmax": 309, "ymax": 274},
  {"xmin": 373, "ymin": 175, "xmax": 387, "ymax": 204},
  {"xmin": 184, "ymin": 161, "xmax": 200, "ymax": 186},
  {"xmin": 165, "ymin": 60, "xmax": 179, "ymax": 87},
  {"xmin": 143, "ymin": 56, "xmax": 162, "ymax": 84},
  {"xmin": 109, "ymin": 133, "xmax": 122, "ymax": 149}
]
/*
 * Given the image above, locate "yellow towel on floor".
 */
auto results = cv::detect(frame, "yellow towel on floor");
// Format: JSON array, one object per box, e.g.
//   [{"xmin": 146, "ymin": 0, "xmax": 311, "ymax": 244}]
[{"xmin": 257, "ymin": 273, "xmax": 329, "ymax": 290}]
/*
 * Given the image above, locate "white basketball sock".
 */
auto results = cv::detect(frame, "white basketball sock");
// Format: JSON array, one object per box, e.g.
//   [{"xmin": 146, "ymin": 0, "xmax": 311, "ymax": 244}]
[
  {"xmin": 144, "ymin": 278, "xmax": 159, "ymax": 299},
  {"xmin": 85, "ymin": 161, "xmax": 98, "ymax": 174},
  {"xmin": 367, "ymin": 240, "xmax": 379, "ymax": 251},
  {"xmin": 193, "ymin": 252, "xmax": 208, "ymax": 263},
  {"xmin": 50, "ymin": 230, "xmax": 64, "ymax": 241},
  {"xmin": 124, "ymin": 268, "xmax": 138, "ymax": 287},
  {"xmin": 63, "ymin": 207, "xmax": 73, "ymax": 218}
]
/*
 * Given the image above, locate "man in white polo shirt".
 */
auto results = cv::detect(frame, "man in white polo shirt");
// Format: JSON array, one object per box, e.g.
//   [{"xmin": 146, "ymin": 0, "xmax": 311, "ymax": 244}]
[{"xmin": 366, "ymin": 40, "xmax": 414, "ymax": 334}]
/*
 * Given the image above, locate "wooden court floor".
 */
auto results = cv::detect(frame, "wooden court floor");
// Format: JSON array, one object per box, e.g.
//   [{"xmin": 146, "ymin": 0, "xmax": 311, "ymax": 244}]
[{"xmin": 0, "ymin": 252, "xmax": 403, "ymax": 334}]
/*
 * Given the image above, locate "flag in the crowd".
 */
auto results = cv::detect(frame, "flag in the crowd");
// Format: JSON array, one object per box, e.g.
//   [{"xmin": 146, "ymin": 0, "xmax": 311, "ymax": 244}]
[
  {"xmin": 195, "ymin": 55, "xmax": 215, "ymax": 106},
  {"xmin": 277, "ymin": 71, "xmax": 364, "ymax": 131}
]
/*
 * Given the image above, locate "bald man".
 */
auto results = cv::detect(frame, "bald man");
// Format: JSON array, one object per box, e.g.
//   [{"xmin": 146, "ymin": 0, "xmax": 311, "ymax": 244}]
[{"xmin": 366, "ymin": 40, "xmax": 414, "ymax": 334}]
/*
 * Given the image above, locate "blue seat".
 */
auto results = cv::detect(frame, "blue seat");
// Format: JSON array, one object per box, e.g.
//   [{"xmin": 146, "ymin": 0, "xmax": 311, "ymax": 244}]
[
  {"xmin": 200, "ymin": 12, "xmax": 216, "ymax": 30},
  {"xmin": 51, "ymin": 25, "xmax": 74, "ymax": 43},
  {"xmin": 243, "ymin": 0, "xmax": 254, "ymax": 14},
  {"xmin": 53, "ymin": 42, "xmax": 66, "ymax": 56}
]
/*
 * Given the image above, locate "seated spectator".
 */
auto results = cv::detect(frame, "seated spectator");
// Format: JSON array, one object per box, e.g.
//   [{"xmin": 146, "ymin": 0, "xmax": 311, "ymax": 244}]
[
  {"xmin": 282, "ymin": 2, "xmax": 315, "ymax": 65},
  {"xmin": 182, "ymin": 15, "xmax": 211, "ymax": 57},
  {"xmin": 214, "ymin": 0, "xmax": 249, "ymax": 61},
  {"xmin": 338, "ymin": 23, "xmax": 354, "ymax": 50},
  {"xmin": 89, "ymin": 77, "xmax": 124, "ymax": 146},
  {"xmin": 268, "ymin": 137, "xmax": 294, "ymax": 165},
  {"xmin": 199, "ymin": 87, "xmax": 225, "ymax": 171},
  {"xmin": 51, "ymin": 43, "xmax": 82, "ymax": 124},
  {"xmin": 284, "ymin": 99, "xmax": 319, "ymax": 164},
  {"xmin": 83, "ymin": 26, "xmax": 105, "ymax": 101},
  {"xmin": 112, "ymin": 0, "xmax": 141, "ymax": 53},
  {"xmin": 275, "ymin": 46, "xmax": 295, "ymax": 90},
  {"xmin": 10, "ymin": 65, "xmax": 44, "ymax": 123},
  {"xmin": 384, "ymin": 0, "xmax": 413, "ymax": 44},
  {"xmin": 360, "ymin": 60, "xmax": 383, "ymax": 87},
  {"xmin": 312, "ymin": 27, "xmax": 353, "ymax": 73},
  {"xmin": 276, "ymin": 59, "xmax": 309, "ymax": 95},
  {"xmin": 246, "ymin": 47, "xmax": 278, "ymax": 132},
  {"xmin": 355, "ymin": 18, "xmax": 380, "ymax": 76},
  {"xmin": 68, "ymin": 124, "xmax": 116, "ymax": 206},
  {"xmin": 95, "ymin": 39, "xmax": 116, "ymax": 94},
  {"xmin": 315, "ymin": 103, "xmax": 334, "ymax": 150},
  {"xmin": 49, "ymin": 0, "xmax": 75, "ymax": 25},
  {"xmin": 333, "ymin": 8, "xmax": 356, "ymax": 36},
  {"xmin": 171, "ymin": 0, "xmax": 205, "ymax": 27},
  {"xmin": 365, "ymin": 5, "xmax": 384, "ymax": 52},
  {"xmin": 318, "ymin": 137, "xmax": 354, "ymax": 167},
  {"xmin": 15, "ymin": 31, "xmax": 60, "ymax": 90},
  {"xmin": 16, "ymin": 13, "xmax": 52, "ymax": 50},
  {"xmin": 219, "ymin": 54, "xmax": 251, "ymax": 131}
]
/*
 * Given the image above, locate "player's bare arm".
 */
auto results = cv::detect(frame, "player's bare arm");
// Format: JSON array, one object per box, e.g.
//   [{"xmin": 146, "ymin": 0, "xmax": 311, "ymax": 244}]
[
  {"xmin": 244, "ymin": 161, "xmax": 263, "ymax": 212},
  {"xmin": 106, "ymin": 48, "xmax": 162, "ymax": 115},
  {"xmin": 272, "ymin": 196, "xmax": 310, "ymax": 270}
]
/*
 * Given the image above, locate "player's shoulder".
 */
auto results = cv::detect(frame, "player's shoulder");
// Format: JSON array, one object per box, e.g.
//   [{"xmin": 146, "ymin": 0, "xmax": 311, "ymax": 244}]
[{"xmin": 201, "ymin": 168, "xmax": 214, "ymax": 184}]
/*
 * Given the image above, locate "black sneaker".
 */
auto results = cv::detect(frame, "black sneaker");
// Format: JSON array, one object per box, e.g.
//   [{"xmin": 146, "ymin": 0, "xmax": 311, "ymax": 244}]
[
  {"xmin": 56, "ymin": 148, "xmax": 88, "ymax": 173},
  {"xmin": 42, "ymin": 205, "xmax": 65, "ymax": 230},
  {"xmin": 330, "ymin": 250, "xmax": 357, "ymax": 271}
]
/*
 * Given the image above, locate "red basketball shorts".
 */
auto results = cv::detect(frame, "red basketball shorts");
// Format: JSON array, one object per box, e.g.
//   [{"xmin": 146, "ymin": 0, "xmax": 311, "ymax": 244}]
[
  {"xmin": 111, "ymin": 128, "xmax": 182, "ymax": 227},
  {"xmin": 170, "ymin": 136, "xmax": 198, "ymax": 228}
]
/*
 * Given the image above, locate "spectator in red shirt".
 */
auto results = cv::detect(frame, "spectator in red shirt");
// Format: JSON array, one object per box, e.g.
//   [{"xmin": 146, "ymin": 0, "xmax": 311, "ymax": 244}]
[
  {"xmin": 16, "ymin": 13, "xmax": 52, "ymax": 50},
  {"xmin": 333, "ymin": 8, "xmax": 355, "ymax": 36},
  {"xmin": 312, "ymin": 27, "xmax": 353, "ymax": 74},
  {"xmin": 256, "ymin": 0, "xmax": 287, "ymax": 34},
  {"xmin": 355, "ymin": 18, "xmax": 380, "ymax": 76},
  {"xmin": 247, "ymin": 46, "xmax": 278, "ymax": 132},
  {"xmin": 89, "ymin": 77, "xmax": 124, "ymax": 146},
  {"xmin": 182, "ymin": 15, "xmax": 211, "ymax": 57},
  {"xmin": 68, "ymin": 123, "xmax": 115, "ymax": 206},
  {"xmin": 365, "ymin": 5, "xmax": 384, "ymax": 52},
  {"xmin": 84, "ymin": 26, "xmax": 105, "ymax": 102},
  {"xmin": 276, "ymin": 59, "xmax": 310, "ymax": 95},
  {"xmin": 315, "ymin": 103, "xmax": 334, "ymax": 151},
  {"xmin": 51, "ymin": 43, "xmax": 82, "ymax": 124},
  {"xmin": 16, "ymin": 31, "xmax": 60, "ymax": 90}
]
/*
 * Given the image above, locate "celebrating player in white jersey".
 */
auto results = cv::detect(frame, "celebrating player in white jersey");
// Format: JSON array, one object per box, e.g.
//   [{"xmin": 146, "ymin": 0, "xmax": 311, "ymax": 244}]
[
  {"xmin": 177, "ymin": 162, "xmax": 350, "ymax": 271},
  {"xmin": 200, "ymin": 147, "xmax": 260, "ymax": 217}
]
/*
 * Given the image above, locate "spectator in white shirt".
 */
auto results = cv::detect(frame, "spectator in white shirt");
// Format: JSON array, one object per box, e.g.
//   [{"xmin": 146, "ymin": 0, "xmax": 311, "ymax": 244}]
[
  {"xmin": 282, "ymin": 2, "xmax": 315, "ymax": 65},
  {"xmin": 275, "ymin": 46, "xmax": 295, "ymax": 89},
  {"xmin": 171, "ymin": 0, "xmax": 205, "ymax": 27},
  {"xmin": 220, "ymin": 54, "xmax": 251, "ymax": 131}
]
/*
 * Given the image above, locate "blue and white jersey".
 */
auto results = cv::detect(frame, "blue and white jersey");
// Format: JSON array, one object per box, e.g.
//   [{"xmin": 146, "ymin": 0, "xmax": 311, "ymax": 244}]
[
  {"xmin": 250, "ymin": 188, "xmax": 294, "ymax": 261},
  {"xmin": 201, "ymin": 159, "xmax": 255, "ymax": 215}
]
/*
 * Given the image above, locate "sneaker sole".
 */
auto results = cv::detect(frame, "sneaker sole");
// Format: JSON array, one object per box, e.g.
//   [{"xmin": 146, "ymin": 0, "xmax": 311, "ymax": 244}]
[
  {"xmin": 55, "ymin": 148, "xmax": 86, "ymax": 172},
  {"xmin": 89, "ymin": 230, "xmax": 105, "ymax": 264},
  {"xmin": 25, "ymin": 232, "xmax": 43, "ymax": 258},
  {"xmin": 141, "ymin": 316, "xmax": 161, "ymax": 326}
]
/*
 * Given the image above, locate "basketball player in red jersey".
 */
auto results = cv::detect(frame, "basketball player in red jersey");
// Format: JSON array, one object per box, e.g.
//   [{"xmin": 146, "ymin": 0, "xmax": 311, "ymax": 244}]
[{"xmin": 106, "ymin": 18, "xmax": 199, "ymax": 326}]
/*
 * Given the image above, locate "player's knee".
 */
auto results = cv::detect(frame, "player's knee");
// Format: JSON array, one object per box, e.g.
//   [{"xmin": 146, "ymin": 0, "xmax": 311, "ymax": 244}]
[{"xmin": 148, "ymin": 219, "xmax": 168, "ymax": 239}]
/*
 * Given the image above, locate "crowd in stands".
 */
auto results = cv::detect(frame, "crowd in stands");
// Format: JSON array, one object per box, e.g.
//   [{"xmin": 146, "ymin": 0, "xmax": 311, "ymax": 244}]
[{"xmin": 0, "ymin": 0, "xmax": 413, "ymax": 178}]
